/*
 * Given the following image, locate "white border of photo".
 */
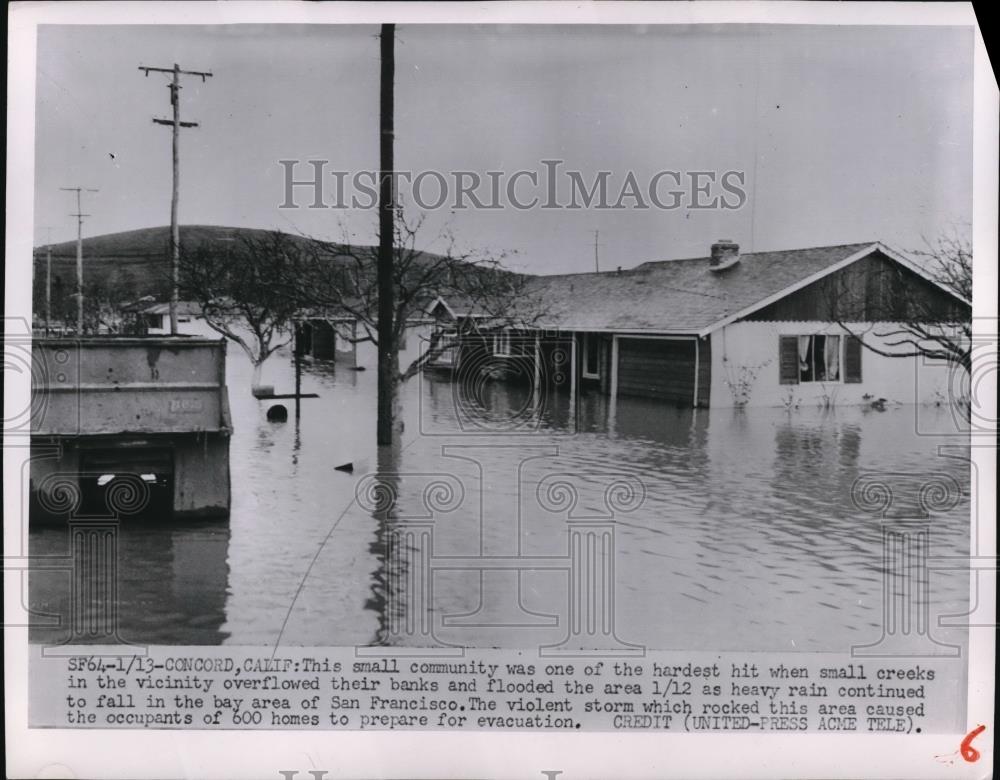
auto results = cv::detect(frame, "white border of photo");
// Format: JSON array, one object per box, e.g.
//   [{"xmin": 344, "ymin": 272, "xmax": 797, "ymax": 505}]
[{"xmin": 5, "ymin": 2, "xmax": 995, "ymax": 778}]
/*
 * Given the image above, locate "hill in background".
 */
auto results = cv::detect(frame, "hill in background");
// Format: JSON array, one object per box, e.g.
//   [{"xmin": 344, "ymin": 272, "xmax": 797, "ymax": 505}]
[
  {"xmin": 31, "ymin": 224, "xmax": 507, "ymax": 325},
  {"xmin": 32, "ymin": 225, "xmax": 333, "ymax": 304},
  {"xmin": 31, "ymin": 225, "xmax": 379, "ymax": 326}
]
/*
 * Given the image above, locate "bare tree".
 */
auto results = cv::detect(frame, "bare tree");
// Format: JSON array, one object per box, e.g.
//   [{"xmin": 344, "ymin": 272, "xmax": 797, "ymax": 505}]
[
  {"xmin": 178, "ymin": 231, "xmax": 306, "ymax": 390},
  {"xmin": 911, "ymin": 230, "xmax": 972, "ymax": 303},
  {"xmin": 835, "ymin": 233, "xmax": 972, "ymax": 375},
  {"xmin": 171, "ymin": 217, "xmax": 541, "ymax": 429},
  {"xmin": 291, "ymin": 212, "xmax": 545, "ymax": 441},
  {"xmin": 82, "ymin": 269, "xmax": 141, "ymax": 334},
  {"xmin": 33, "ymin": 255, "xmax": 145, "ymax": 335}
]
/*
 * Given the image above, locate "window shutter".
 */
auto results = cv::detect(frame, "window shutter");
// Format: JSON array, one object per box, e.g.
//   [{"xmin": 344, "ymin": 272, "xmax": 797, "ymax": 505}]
[
  {"xmin": 844, "ymin": 335, "xmax": 863, "ymax": 383},
  {"xmin": 779, "ymin": 336, "xmax": 799, "ymax": 384}
]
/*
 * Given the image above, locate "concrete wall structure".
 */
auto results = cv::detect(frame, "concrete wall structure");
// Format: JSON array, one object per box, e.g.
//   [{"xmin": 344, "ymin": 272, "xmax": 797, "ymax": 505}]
[{"xmin": 30, "ymin": 337, "xmax": 232, "ymax": 523}]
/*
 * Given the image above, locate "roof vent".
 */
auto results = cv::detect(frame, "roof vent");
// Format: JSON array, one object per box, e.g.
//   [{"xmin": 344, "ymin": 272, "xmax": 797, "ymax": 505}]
[{"xmin": 710, "ymin": 240, "xmax": 740, "ymax": 272}]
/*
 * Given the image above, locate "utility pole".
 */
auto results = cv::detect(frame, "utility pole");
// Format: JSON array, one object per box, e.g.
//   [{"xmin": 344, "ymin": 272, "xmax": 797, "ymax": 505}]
[
  {"xmin": 46, "ymin": 241, "xmax": 52, "ymax": 335},
  {"xmin": 139, "ymin": 62, "xmax": 213, "ymax": 334},
  {"xmin": 376, "ymin": 23, "xmax": 396, "ymax": 447},
  {"xmin": 60, "ymin": 188, "xmax": 99, "ymax": 334},
  {"xmin": 294, "ymin": 322, "xmax": 303, "ymax": 422},
  {"xmin": 37, "ymin": 226, "xmax": 54, "ymax": 335}
]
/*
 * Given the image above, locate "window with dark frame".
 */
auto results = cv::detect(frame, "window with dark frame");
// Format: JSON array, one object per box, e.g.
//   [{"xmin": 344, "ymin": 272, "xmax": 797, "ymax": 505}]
[
  {"xmin": 797, "ymin": 334, "xmax": 841, "ymax": 382},
  {"xmin": 583, "ymin": 334, "xmax": 600, "ymax": 378},
  {"xmin": 493, "ymin": 330, "xmax": 512, "ymax": 357},
  {"xmin": 435, "ymin": 329, "xmax": 459, "ymax": 365},
  {"xmin": 780, "ymin": 334, "xmax": 863, "ymax": 385}
]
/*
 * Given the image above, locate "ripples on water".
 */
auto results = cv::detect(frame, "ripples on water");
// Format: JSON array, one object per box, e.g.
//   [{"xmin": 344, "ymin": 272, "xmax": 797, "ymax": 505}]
[{"xmin": 29, "ymin": 345, "xmax": 971, "ymax": 652}]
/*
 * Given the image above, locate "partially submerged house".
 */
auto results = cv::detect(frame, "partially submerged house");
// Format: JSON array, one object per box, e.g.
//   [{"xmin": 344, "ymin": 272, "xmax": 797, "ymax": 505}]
[
  {"xmin": 294, "ymin": 313, "xmax": 435, "ymax": 372},
  {"xmin": 30, "ymin": 337, "xmax": 232, "ymax": 523},
  {"xmin": 427, "ymin": 240, "xmax": 970, "ymax": 408},
  {"xmin": 120, "ymin": 299, "xmax": 210, "ymax": 336}
]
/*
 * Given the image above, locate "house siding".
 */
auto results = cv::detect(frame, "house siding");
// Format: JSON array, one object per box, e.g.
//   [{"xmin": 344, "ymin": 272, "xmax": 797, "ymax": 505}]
[
  {"xmin": 744, "ymin": 252, "xmax": 963, "ymax": 323},
  {"xmin": 709, "ymin": 321, "xmax": 957, "ymax": 408}
]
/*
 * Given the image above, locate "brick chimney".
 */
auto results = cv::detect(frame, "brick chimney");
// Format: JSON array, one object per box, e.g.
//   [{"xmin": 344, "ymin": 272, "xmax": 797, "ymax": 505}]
[{"xmin": 710, "ymin": 239, "xmax": 740, "ymax": 271}]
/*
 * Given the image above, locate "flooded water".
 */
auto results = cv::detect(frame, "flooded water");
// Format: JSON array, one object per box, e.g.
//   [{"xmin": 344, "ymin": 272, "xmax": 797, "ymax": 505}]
[{"xmin": 30, "ymin": 342, "xmax": 971, "ymax": 654}]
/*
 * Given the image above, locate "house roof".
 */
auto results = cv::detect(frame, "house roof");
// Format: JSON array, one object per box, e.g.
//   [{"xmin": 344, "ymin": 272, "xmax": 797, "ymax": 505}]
[
  {"xmin": 514, "ymin": 242, "xmax": 967, "ymax": 336},
  {"xmin": 425, "ymin": 294, "xmax": 494, "ymax": 320},
  {"xmin": 123, "ymin": 300, "xmax": 203, "ymax": 317}
]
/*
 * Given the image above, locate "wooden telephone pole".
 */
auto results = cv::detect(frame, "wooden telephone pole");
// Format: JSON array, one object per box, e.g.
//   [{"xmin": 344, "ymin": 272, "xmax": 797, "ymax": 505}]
[
  {"xmin": 36, "ymin": 226, "xmax": 54, "ymax": 335},
  {"xmin": 59, "ymin": 188, "xmax": 99, "ymax": 334},
  {"xmin": 376, "ymin": 23, "xmax": 396, "ymax": 446},
  {"xmin": 139, "ymin": 62, "xmax": 213, "ymax": 334},
  {"xmin": 46, "ymin": 240, "xmax": 52, "ymax": 335}
]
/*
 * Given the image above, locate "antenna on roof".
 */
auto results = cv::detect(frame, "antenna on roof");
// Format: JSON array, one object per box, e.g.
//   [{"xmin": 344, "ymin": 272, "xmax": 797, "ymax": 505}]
[{"xmin": 593, "ymin": 229, "xmax": 604, "ymax": 272}]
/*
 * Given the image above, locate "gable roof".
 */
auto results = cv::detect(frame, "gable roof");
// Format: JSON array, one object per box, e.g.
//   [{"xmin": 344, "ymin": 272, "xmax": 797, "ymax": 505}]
[
  {"xmin": 122, "ymin": 300, "xmax": 203, "ymax": 317},
  {"xmin": 515, "ymin": 242, "xmax": 968, "ymax": 336},
  {"xmin": 425, "ymin": 294, "xmax": 497, "ymax": 320}
]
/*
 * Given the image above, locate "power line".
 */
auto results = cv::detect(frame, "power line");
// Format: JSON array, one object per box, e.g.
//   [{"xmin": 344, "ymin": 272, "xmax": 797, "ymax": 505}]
[
  {"xmin": 139, "ymin": 62, "xmax": 213, "ymax": 334},
  {"xmin": 59, "ymin": 187, "xmax": 99, "ymax": 333}
]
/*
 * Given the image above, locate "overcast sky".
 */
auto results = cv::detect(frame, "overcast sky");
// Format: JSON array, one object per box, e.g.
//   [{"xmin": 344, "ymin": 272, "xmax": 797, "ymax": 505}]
[{"xmin": 34, "ymin": 23, "xmax": 972, "ymax": 275}]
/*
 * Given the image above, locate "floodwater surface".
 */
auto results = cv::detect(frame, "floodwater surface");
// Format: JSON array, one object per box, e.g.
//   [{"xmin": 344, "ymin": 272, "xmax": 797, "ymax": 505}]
[{"xmin": 29, "ymin": 343, "xmax": 971, "ymax": 655}]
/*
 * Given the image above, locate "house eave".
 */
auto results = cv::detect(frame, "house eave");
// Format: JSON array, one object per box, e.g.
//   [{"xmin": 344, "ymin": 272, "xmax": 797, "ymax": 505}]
[
  {"xmin": 518, "ymin": 325, "xmax": 701, "ymax": 337},
  {"xmin": 695, "ymin": 242, "xmax": 970, "ymax": 338}
]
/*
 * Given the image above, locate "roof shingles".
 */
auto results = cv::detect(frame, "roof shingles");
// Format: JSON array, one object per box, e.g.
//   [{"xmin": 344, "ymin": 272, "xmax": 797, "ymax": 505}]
[{"xmin": 525, "ymin": 243, "xmax": 877, "ymax": 333}]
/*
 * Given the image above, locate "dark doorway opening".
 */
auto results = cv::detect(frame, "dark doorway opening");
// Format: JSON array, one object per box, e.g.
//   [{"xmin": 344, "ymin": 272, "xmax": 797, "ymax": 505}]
[{"xmin": 80, "ymin": 447, "xmax": 175, "ymax": 520}]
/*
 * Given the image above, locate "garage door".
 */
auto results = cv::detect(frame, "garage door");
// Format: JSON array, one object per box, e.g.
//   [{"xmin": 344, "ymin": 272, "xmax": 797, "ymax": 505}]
[{"xmin": 617, "ymin": 338, "xmax": 696, "ymax": 404}]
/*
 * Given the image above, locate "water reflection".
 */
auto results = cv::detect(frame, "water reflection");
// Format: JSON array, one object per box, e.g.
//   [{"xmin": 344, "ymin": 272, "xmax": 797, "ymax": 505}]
[
  {"xmin": 364, "ymin": 442, "xmax": 401, "ymax": 646},
  {"xmin": 29, "ymin": 344, "xmax": 970, "ymax": 653},
  {"xmin": 29, "ymin": 520, "xmax": 231, "ymax": 645}
]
